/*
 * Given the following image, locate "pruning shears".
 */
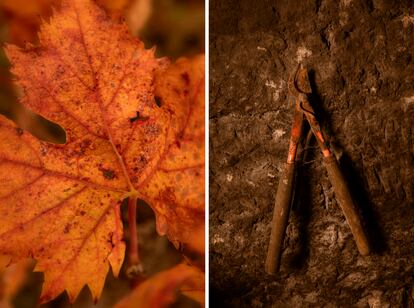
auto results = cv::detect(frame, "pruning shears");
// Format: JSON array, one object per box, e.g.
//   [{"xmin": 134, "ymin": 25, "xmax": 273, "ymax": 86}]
[{"xmin": 265, "ymin": 64, "xmax": 370, "ymax": 274}]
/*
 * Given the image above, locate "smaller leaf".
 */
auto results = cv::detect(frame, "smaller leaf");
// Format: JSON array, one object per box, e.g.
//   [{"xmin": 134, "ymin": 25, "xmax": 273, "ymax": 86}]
[
  {"xmin": 141, "ymin": 55, "xmax": 205, "ymax": 250},
  {"xmin": 180, "ymin": 264, "xmax": 205, "ymax": 306},
  {"xmin": 115, "ymin": 263, "xmax": 204, "ymax": 308}
]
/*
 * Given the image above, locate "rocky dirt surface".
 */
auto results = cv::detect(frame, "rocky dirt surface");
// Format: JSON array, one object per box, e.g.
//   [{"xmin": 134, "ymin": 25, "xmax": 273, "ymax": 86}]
[{"xmin": 209, "ymin": 0, "xmax": 414, "ymax": 306}]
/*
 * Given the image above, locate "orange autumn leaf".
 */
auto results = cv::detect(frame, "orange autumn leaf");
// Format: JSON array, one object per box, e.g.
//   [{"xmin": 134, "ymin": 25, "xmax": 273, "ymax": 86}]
[
  {"xmin": 150, "ymin": 54, "xmax": 205, "ymax": 249},
  {"xmin": 180, "ymin": 264, "xmax": 205, "ymax": 306},
  {"xmin": 116, "ymin": 263, "xmax": 205, "ymax": 308},
  {"xmin": 0, "ymin": 0, "xmax": 204, "ymax": 304}
]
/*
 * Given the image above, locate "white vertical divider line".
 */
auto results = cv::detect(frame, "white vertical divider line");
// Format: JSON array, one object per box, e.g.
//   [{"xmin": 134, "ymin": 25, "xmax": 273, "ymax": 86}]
[{"xmin": 205, "ymin": 0, "xmax": 210, "ymax": 306}]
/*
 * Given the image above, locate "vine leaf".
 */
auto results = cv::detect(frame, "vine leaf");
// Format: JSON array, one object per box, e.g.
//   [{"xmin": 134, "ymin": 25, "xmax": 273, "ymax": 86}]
[
  {"xmin": 0, "ymin": 0, "xmax": 204, "ymax": 304},
  {"xmin": 147, "ymin": 54, "xmax": 205, "ymax": 249},
  {"xmin": 115, "ymin": 263, "xmax": 205, "ymax": 308}
]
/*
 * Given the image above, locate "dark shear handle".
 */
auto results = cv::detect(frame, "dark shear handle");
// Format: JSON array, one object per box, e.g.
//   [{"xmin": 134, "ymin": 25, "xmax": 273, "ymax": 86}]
[
  {"xmin": 324, "ymin": 156, "xmax": 371, "ymax": 256},
  {"xmin": 265, "ymin": 162, "xmax": 296, "ymax": 274}
]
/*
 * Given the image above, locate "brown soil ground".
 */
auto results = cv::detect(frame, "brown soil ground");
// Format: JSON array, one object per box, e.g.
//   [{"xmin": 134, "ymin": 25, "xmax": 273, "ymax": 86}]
[{"xmin": 209, "ymin": 0, "xmax": 414, "ymax": 306}]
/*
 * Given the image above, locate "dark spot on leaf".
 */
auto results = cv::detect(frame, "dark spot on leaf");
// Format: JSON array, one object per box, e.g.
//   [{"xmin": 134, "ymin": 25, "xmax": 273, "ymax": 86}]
[
  {"xmin": 64, "ymin": 224, "xmax": 70, "ymax": 234},
  {"xmin": 80, "ymin": 210, "xmax": 86, "ymax": 216},
  {"xmin": 75, "ymin": 139, "xmax": 92, "ymax": 155},
  {"xmin": 177, "ymin": 130, "xmax": 184, "ymax": 140},
  {"xmin": 129, "ymin": 111, "xmax": 149, "ymax": 123},
  {"xmin": 155, "ymin": 96, "xmax": 162, "ymax": 107},
  {"xmin": 40, "ymin": 145, "xmax": 48, "ymax": 156},
  {"xmin": 160, "ymin": 187, "xmax": 177, "ymax": 206},
  {"xmin": 144, "ymin": 123, "xmax": 161, "ymax": 137},
  {"xmin": 180, "ymin": 72, "xmax": 190, "ymax": 85},
  {"xmin": 107, "ymin": 233, "xmax": 115, "ymax": 248},
  {"xmin": 102, "ymin": 169, "xmax": 116, "ymax": 180},
  {"xmin": 15, "ymin": 127, "xmax": 24, "ymax": 136},
  {"xmin": 132, "ymin": 155, "xmax": 147, "ymax": 175}
]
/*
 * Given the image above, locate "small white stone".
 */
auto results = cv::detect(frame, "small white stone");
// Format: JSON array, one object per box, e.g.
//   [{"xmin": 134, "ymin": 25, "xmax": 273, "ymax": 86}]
[
  {"xmin": 402, "ymin": 96, "xmax": 414, "ymax": 112},
  {"xmin": 246, "ymin": 179, "xmax": 256, "ymax": 186},
  {"xmin": 403, "ymin": 96, "xmax": 414, "ymax": 103},
  {"xmin": 296, "ymin": 47, "xmax": 312, "ymax": 62},
  {"xmin": 265, "ymin": 80, "xmax": 277, "ymax": 88},
  {"xmin": 320, "ymin": 224, "xmax": 338, "ymax": 247},
  {"xmin": 211, "ymin": 234, "xmax": 225, "ymax": 245},
  {"xmin": 368, "ymin": 290, "xmax": 387, "ymax": 308},
  {"xmin": 265, "ymin": 80, "xmax": 285, "ymax": 102},
  {"xmin": 340, "ymin": 0, "xmax": 352, "ymax": 7},
  {"xmin": 402, "ymin": 15, "xmax": 414, "ymax": 28},
  {"xmin": 272, "ymin": 129, "xmax": 286, "ymax": 140}
]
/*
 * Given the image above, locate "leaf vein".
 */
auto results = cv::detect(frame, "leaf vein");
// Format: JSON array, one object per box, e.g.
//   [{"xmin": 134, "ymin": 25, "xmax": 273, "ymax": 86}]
[
  {"xmin": 49, "ymin": 201, "xmax": 114, "ymax": 288},
  {"xmin": 74, "ymin": 4, "xmax": 134, "ymax": 191},
  {"xmin": 0, "ymin": 173, "xmax": 45, "ymax": 200},
  {"xmin": 36, "ymin": 85, "xmax": 107, "ymax": 140},
  {"xmin": 52, "ymin": 51, "xmax": 93, "ymax": 90},
  {"xmin": 0, "ymin": 186, "xmax": 87, "ymax": 239},
  {"xmin": 104, "ymin": 52, "xmax": 137, "ymax": 109},
  {"xmin": 159, "ymin": 163, "xmax": 204, "ymax": 173},
  {"xmin": 137, "ymin": 76, "xmax": 204, "ymax": 188},
  {"xmin": 0, "ymin": 156, "xmax": 127, "ymax": 193}
]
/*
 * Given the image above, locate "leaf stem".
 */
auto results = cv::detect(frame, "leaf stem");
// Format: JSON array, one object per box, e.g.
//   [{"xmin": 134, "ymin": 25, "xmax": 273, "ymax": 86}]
[{"xmin": 128, "ymin": 195, "xmax": 140, "ymax": 266}]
